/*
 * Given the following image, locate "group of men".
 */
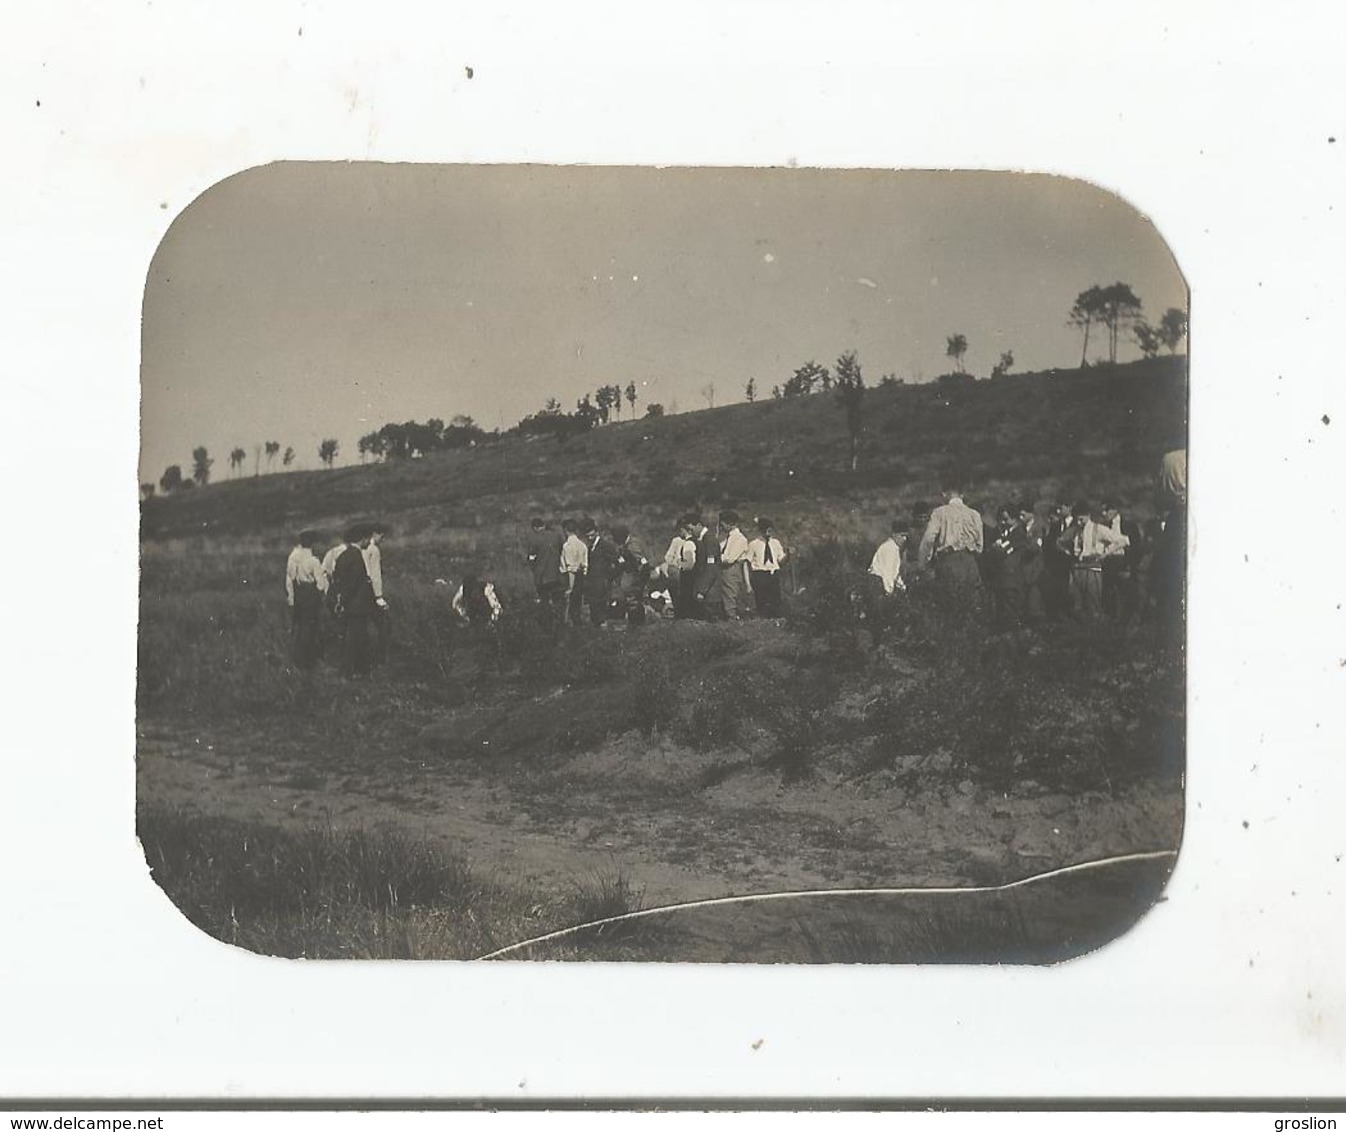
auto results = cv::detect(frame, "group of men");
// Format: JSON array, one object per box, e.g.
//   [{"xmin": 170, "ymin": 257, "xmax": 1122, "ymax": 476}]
[
  {"xmin": 283, "ymin": 449, "xmax": 1186, "ymax": 669},
  {"xmin": 525, "ymin": 511, "xmax": 789, "ymax": 626},
  {"xmin": 283, "ymin": 522, "xmax": 390, "ymax": 674},
  {"xmin": 284, "ymin": 521, "xmax": 510, "ymax": 675},
  {"xmin": 865, "ymin": 449, "xmax": 1187, "ymax": 637}
]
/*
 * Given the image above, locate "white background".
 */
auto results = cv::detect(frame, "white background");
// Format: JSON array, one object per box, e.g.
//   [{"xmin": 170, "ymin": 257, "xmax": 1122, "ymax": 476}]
[{"xmin": 2, "ymin": 0, "xmax": 1344, "ymax": 1103}]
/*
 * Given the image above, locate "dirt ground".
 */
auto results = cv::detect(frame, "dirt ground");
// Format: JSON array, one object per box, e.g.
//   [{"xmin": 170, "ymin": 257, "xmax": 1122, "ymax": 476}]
[{"xmin": 137, "ymin": 664, "xmax": 1184, "ymax": 960}]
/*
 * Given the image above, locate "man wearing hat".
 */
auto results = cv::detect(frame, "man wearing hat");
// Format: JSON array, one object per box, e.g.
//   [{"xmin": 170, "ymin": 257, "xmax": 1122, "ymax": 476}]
[
  {"xmin": 331, "ymin": 523, "xmax": 377, "ymax": 675},
  {"xmin": 580, "ymin": 517, "xmax": 619, "ymax": 626},
  {"xmin": 526, "ymin": 516, "xmax": 565, "ymax": 609},
  {"xmin": 285, "ymin": 529, "xmax": 328, "ymax": 669}
]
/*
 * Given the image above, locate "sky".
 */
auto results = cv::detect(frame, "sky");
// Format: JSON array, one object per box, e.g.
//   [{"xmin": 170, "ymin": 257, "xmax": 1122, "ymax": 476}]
[{"xmin": 140, "ymin": 163, "xmax": 1188, "ymax": 482}]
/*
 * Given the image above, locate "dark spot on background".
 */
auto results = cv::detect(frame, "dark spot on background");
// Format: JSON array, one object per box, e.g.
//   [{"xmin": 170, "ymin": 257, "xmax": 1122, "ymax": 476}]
[
  {"xmin": 465, "ymin": 66, "xmax": 474, "ymax": 79},
  {"xmin": 1322, "ymin": 414, "xmax": 1331, "ymax": 425}
]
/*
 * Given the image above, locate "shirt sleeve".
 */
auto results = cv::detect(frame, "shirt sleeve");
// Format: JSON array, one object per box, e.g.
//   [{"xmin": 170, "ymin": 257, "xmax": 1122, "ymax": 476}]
[
  {"xmin": 485, "ymin": 583, "xmax": 502, "ymax": 620},
  {"xmin": 285, "ymin": 552, "xmax": 298, "ymax": 605},
  {"xmin": 451, "ymin": 586, "xmax": 466, "ymax": 618},
  {"xmin": 918, "ymin": 515, "xmax": 939, "ymax": 568},
  {"xmin": 366, "ymin": 546, "xmax": 384, "ymax": 598}
]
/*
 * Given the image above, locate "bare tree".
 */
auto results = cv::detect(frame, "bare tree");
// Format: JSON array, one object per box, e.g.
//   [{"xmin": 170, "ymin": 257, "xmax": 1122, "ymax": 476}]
[
  {"xmin": 282, "ymin": 446, "xmax": 295, "ymax": 467},
  {"xmin": 744, "ymin": 376, "xmax": 757, "ymax": 403},
  {"xmin": 625, "ymin": 381, "xmax": 637, "ymax": 416},
  {"xmin": 229, "ymin": 447, "xmax": 246, "ymax": 476},
  {"xmin": 834, "ymin": 350, "xmax": 865, "ymax": 473},
  {"xmin": 700, "ymin": 382, "xmax": 716, "ymax": 408},
  {"xmin": 264, "ymin": 440, "xmax": 280, "ymax": 470},
  {"xmin": 318, "ymin": 438, "xmax": 339, "ymax": 467}
]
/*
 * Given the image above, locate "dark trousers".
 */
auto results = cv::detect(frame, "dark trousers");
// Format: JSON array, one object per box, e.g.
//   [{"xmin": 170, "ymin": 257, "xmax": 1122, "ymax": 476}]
[
  {"xmin": 585, "ymin": 585, "xmax": 610, "ymax": 626},
  {"xmin": 565, "ymin": 572, "xmax": 585, "ymax": 625},
  {"xmin": 291, "ymin": 584, "xmax": 323, "ymax": 669},
  {"xmin": 1043, "ymin": 563, "xmax": 1071, "ymax": 622},
  {"xmin": 750, "ymin": 570, "xmax": 783, "ymax": 617},
  {"xmin": 1022, "ymin": 567, "xmax": 1045, "ymax": 621},
  {"xmin": 1153, "ymin": 506, "xmax": 1186, "ymax": 629},
  {"xmin": 1102, "ymin": 565, "xmax": 1138, "ymax": 624},
  {"xmin": 865, "ymin": 575, "xmax": 903, "ymax": 644},
  {"xmin": 934, "ymin": 551, "xmax": 982, "ymax": 604},
  {"xmin": 371, "ymin": 605, "xmax": 391, "ymax": 666},
  {"xmin": 340, "ymin": 608, "xmax": 372, "ymax": 676},
  {"xmin": 1069, "ymin": 567, "xmax": 1104, "ymax": 620},
  {"xmin": 992, "ymin": 585, "xmax": 1025, "ymax": 630},
  {"xmin": 673, "ymin": 573, "xmax": 698, "ymax": 619}
]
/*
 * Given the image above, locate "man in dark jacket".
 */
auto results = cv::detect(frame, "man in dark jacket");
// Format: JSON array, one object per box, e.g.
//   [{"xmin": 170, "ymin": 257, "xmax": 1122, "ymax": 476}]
[
  {"xmin": 1042, "ymin": 502, "xmax": 1074, "ymax": 622},
  {"xmin": 687, "ymin": 515, "xmax": 721, "ymax": 619},
  {"xmin": 331, "ymin": 524, "xmax": 376, "ymax": 676},
  {"xmin": 581, "ymin": 518, "xmax": 619, "ymax": 626},
  {"xmin": 985, "ymin": 506, "xmax": 1029, "ymax": 630},
  {"xmin": 526, "ymin": 517, "xmax": 565, "ymax": 608}
]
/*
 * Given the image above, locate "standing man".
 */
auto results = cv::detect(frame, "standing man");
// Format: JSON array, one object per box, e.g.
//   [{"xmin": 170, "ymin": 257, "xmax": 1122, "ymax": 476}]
[
  {"xmin": 664, "ymin": 519, "xmax": 699, "ymax": 619},
  {"xmin": 581, "ymin": 518, "xmax": 618, "ymax": 626},
  {"xmin": 1018, "ymin": 501, "xmax": 1046, "ymax": 622},
  {"xmin": 716, "ymin": 510, "xmax": 751, "ymax": 621},
  {"xmin": 985, "ymin": 506, "xmax": 1029, "ymax": 630},
  {"xmin": 917, "ymin": 485, "xmax": 985, "ymax": 615},
  {"xmin": 1154, "ymin": 448, "xmax": 1187, "ymax": 634},
  {"xmin": 526, "ymin": 516, "xmax": 565, "ymax": 608},
  {"xmin": 901, "ymin": 503, "xmax": 931, "ymax": 590},
  {"xmin": 285, "ymin": 530, "xmax": 328, "ymax": 668},
  {"xmin": 612, "ymin": 526, "xmax": 651, "ymax": 626},
  {"xmin": 1057, "ymin": 500, "xmax": 1130, "ymax": 621},
  {"xmin": 688, "ymin": 514, "xmax": 721, "ymax": 619},
  {"xmin": 364, "ymin": 521, "xmax": 391, "ymax": 667},
  {"xmin": 1042, "ymin": 502, "xmax": 1074, "ymax": 622},
  {"xmin": 320, "ymin": 531, "xmax": 352, "ymax": 657},
  {"xmin": 1099, "ymin": 500, "xmax": 1144, "ymax": 624},
  {"xmin": 867, "ymin": 520, "xmax": 906, "ymax": 645},
  {"xmin": 747, "ymin": 517, "xmax": 787, "ymax": 618},
  {"xmin": 559, "ymin": 518, "xmax": 588, "ymax": 626},
  {"xmin": 331, "ymin": 524, "xmax": 376, "ymax": 676}
]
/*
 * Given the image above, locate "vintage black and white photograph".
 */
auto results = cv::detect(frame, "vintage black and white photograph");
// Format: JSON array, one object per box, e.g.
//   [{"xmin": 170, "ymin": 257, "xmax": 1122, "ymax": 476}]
[{"xmin": 136, "ymin": 163, "xmax": 1188, "ymax": 963}]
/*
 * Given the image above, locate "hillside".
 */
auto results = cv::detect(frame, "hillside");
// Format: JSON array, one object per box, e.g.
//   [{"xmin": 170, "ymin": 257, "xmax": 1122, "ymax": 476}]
[{"xmin": 141, "ymin": 356, "xmax": 1187, "ymax": 543}]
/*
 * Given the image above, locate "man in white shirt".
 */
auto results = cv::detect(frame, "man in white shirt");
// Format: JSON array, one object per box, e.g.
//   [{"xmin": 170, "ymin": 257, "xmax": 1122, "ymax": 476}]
[
  {"xmin": 285, "ymin": 530, "xmax": 329, "ymax": 669},
  {"xmin": 320, "ymin": 537, "xmax": 347, "ymax": 588},
  {"xmin": 662, "ymin": 519, "xmax": 699, "ymax": 619},
  {"xmin": 453, "ymin": 573, "xmax": 503, "ymax": 626},
  {"xmin": 559, "ymin": 518, "xmax": 589, "ymax": 626},
  {"xmin": 747, "ymin": 518, "xmax": 787, "ymax": 617},
  {"xmin": 716, "ymin": 510, "xmax": 751, "ymax": 620},
  {"xmin": 866, "ymin": 521, "xmax": 907, "ymax": 645},
  {"xmin": 1056, "ymin": 500, "xmax": 1130, "ymax": 620},
  {"xmin": 869, "ymin": 522, "xmax": 906, "ymax": 596},
  {"xmin": 363, "ymin": 521, "xmax": 391, "ymax": 666}
]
